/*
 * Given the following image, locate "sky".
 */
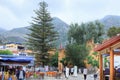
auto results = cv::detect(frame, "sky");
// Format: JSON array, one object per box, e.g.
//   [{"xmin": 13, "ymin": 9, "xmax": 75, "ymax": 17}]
[{"xmin": 0, "ymin": 0, "xmax": 120, "ymax": 30}]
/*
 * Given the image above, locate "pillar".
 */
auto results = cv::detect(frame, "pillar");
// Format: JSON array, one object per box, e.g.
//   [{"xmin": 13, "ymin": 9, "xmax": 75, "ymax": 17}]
[
  {"xmin": 110, "ymin": 48, "xmax": 114, "ymax": 80},
  {"xmin": 99, "ymin": 53, "xmax": 103, "ymax": 80}
]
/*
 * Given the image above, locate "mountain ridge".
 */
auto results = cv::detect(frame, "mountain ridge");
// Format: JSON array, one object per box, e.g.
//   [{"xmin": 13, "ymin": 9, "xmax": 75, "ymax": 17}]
[
  {"xmin": 0, "ymin": 17, "xmax": 69, "ymax": 47},
  {"xmin": 100, "ymin": 15, "xmax": 120, "ymax": 30},
  {"xmin": 1, "ymin": 15, "xmax": 120, "ymax": 46}
]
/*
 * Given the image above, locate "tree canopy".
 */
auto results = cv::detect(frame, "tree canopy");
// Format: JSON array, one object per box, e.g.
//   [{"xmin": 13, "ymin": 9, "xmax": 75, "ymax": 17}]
[
  {"xmin": 87, "ymin": 52, "xmax": 99, "ymax": 67},
  {"xmin": 65, "ymin": 20, "xmax": 104, "ymax": 67},
  {"xmin": 49, "ymin": 51, "xmax": 58, "ymax": 67},
  {"xmin": 65, "ymin": 43, "xmax": 89, "ymax": 67},
  {"xmin": 27, "ymin": 1, "xmax": 58, "ymax": 65},
  {"xmin": 68, "ymin": 21, "xmax": 104, "ymax": 44},
  {"xmin": 0, "ymin": 50, "xmax": 13, "ymax": 55},
  {"xmin": 107, "ymin": 26, "xmax": 120, "ymax": 37}
]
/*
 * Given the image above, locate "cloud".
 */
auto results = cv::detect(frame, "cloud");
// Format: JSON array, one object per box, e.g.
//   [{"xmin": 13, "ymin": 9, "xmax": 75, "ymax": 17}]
[
  {"xmin": 1, "ymin": 0, "xmax": 120, "ymax": 30},
  {"xmin": 0, "ymin": 5, "xmax": 20, "ymax": 29},
  {"xmin": 0, "ymin": 0, "xmax": 33, "ymax": 30},
  {"xmin": 50, "ymin": 0, "xmax": 120, "ymax": 24},
  {"xmin": 10, "ymin": 0, "xmax": 26, "ymax": 7},
  {"xmin": 0, "ymin": 5, "xmax": 31, "ymax": 30}
]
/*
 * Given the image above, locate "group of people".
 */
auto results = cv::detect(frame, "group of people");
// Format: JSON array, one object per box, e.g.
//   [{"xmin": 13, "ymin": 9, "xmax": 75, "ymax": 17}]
[
  {"xmin": 63, "ymin": 66, "xmax": 78, "ymax": 78},
  {"xmin": 2, "ymin": 66, "xmax": 26, "ymax": 80},
  {"xmin": 63, "ymin": 66, "xmax": 99, "ymax": 80},
  {"xmin": 63, "ymin": 66, "xmax": 87, "ymax": 79}
]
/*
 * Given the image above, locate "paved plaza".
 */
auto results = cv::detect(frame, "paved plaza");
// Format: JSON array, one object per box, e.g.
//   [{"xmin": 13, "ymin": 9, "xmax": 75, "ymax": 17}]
[{"xmin": 27, "ymin": 74, "xmax": 99, "ymax": 80}]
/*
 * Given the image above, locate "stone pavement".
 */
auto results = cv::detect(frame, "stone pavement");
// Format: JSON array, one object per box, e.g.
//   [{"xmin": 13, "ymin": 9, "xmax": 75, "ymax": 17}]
[{"xmin": 27, "ymin": 74, "xmax": 99, "ymax": 80}]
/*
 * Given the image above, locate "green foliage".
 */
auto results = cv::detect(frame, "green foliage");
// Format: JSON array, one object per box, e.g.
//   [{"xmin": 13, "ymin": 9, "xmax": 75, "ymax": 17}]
[
  {"xmin": 68, "ymin": 21, "xmax": 104, "ymax": 44},
  {"xmin": 104, "ymin": 57, "xmax": 109, "ymax": 67},
  {"xmin": 68, "ymin": 23, "xmax": 86, "ymax": 44},
  {"xmin": 66, "ymin": 21, "xmax": 104, "ymax": 67},
  {"xmin": 60, "ymin": 58, "xmax": 67, "ymax": 67},
  {"xmin": 87, "ymin": 52, "xmax": 99, "ymax": 67},
  {"xmin": 0, "ymin": 50, "xmax": 13, "ymax": 55},
  {"xmin": 107, "ymin": 26, "xmax": 120, "ymax": 37},
  {"xmin": 50, "ymin": 51, "xmax": 58, "ymax": 67},
  {"xmin": 27, "ymin": 1, "xmax": 58, "ymax": 65},
  {"xmin": 65, "ymin": 43, "xmax": 89, "ymax": 67}
]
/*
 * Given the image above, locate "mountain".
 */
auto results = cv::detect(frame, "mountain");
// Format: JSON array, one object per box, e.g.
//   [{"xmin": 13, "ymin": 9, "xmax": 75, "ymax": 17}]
[
  {"xmin": 2, "ymin": 26, "xmax": 29, "ymax": 39},
  {"xmin": 100, "ymin": 15, "xmax": 120, "ymax": 30},
  {"xmin": 1, "ymin": 17, "xmax": 69, "ymax": 47},
  {"xmin": 52, "ymin": 17, "xmax": 69, "ymax": 47},
  {"xmin": 1, "ymin": 15, "xmax": 120, "ymax": 47},
  {"xmin": 0, "ymin": 28, "xmax": 7, "ymax": 34}
]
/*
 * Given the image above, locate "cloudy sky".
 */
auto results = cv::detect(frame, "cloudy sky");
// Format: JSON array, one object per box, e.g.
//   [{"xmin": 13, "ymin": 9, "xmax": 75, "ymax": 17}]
[{"xmin": 0, "ymin": 0, "xmax": 120, "ymax": 30}]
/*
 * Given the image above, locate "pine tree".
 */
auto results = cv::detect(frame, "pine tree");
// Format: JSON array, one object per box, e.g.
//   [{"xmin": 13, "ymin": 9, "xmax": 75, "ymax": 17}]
[{"xmin": 27, "ymin": 1, "xmax": 58, "ymax": 65}]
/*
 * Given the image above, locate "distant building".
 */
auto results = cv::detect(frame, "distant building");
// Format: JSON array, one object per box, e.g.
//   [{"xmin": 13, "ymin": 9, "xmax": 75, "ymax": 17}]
[
  {"xmin": 0, "ymin": 45, "xmax": 6, "ymax": 50},
  {"xmin": 0, "ymin": 42, "xmax": 28, "ymax": 55}
]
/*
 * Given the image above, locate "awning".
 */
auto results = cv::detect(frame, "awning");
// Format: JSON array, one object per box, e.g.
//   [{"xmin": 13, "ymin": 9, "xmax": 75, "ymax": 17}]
[{"xmin": 0, "ymin": 55, "xmax": 34, "ymax": 66}]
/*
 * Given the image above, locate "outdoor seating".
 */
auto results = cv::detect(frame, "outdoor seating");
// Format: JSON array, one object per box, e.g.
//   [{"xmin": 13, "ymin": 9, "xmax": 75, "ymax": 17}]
[
  {"xmin": 25, "ymin": 71, "xmax": 45, "ymax": 79},
  {"xmin": 46, "ymin": 71, "xmax": 57, "ymax": 77},
  {"xmin": 39, "ymin": 72, "xmax": 45, "ymax": 79}
]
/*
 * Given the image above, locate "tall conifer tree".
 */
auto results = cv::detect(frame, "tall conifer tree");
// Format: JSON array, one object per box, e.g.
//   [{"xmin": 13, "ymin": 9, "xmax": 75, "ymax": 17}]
[{"xmin": 27, "ymin": 1, "xmax": 58, "ymax": 65}]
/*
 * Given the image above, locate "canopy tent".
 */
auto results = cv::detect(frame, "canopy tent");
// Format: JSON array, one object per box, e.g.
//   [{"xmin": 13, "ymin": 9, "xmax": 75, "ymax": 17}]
[
  {"xmin": 0, "ymin": 55, "xmax": 34, "ymax": 66},
  {"xmin": 0, "ymin": 55, "xmax": 35, "ymax": 80}
]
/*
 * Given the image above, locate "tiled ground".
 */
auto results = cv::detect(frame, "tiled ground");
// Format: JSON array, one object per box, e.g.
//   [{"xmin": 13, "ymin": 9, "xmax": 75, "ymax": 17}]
[{"xmin": 26, "ymin": 74, "xmax": 99, "ymax": 80}]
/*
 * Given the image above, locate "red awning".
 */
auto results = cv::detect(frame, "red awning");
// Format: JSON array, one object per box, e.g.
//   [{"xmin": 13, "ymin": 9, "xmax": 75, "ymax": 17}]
[{"xmin": 94, "ymin": 34, "xmax": 120, "ymax": 51}]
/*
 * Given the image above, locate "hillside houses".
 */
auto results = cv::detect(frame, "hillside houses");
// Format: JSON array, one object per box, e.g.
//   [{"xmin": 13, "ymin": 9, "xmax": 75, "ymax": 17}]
[{"xmin": 0, "ymin": 42, "xmax": 31, "ymax": 55}]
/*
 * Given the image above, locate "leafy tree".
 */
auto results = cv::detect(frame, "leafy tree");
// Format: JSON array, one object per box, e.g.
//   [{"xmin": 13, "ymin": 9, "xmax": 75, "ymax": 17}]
[
  {"xmin": 68, "ymin": 23, "xmax": 86, "ymax": 44},
  {"xmin": 107, "ymin": 26, "xmax": 120, "ymax": 37},
  {"xmin": 49, "ymin": 51, "xmax": 58, "ymax": 67},
  {"xmin": 87, "ymin": 52, "xmax": 99, "ymax": 67},
  {"xmin": 0, "ymin": 50, "xmax": 13, "ymax": 55},
  {"xmin": 65, "ymin": 43, "xmax": 89, "ymax": 67},
  {"xmin": 68, "ymin": 21, "xmax": 104, "ymax": 44},
  {"xmin": 66, "ymin": 21, "xmax": 104, "ymax": 67},
  {"xmin": 86, "ymin": 20, "xmax": 104, "ymax": 43},
  {"xmin": 27, "ymin": 1, "xmax": 58, "ymax": 65}
]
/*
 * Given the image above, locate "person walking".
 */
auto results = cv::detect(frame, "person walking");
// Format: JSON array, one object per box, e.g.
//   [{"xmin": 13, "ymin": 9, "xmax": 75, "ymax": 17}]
[
  {"xmin": 94, "ymin": 68, "xmax": 99, "ymax": 80},
  {"xmin": 71, "ymin": 67, "xmax": 74, "ymax": 75},
  {"xmin": 65, "ymin": 66, "xmax": 69, "ymax": 79},
  {"xmin": 83, "ymin": 67, "xmax": 87, "ymax": 80},
  {"xmin": 73, "ymin": 66, "xmax": 77, "ymax": 77},
  {"xmin": 16, "ymin": 66, "xmax": 25, "ymax": 80}
]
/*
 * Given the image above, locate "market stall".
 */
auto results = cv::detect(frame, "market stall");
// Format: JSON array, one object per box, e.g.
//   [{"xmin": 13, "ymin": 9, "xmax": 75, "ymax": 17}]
[{"xmin": 0, "ymin": 55, "xmax": 34, "ymax": 80}]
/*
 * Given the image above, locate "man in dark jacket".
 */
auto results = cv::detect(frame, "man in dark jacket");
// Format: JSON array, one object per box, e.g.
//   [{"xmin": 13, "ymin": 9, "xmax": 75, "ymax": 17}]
[{"xmin": 16, "ymin": 67, "xmax": 25, "ymax": 80}]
